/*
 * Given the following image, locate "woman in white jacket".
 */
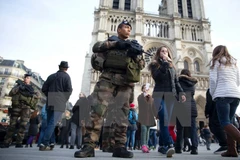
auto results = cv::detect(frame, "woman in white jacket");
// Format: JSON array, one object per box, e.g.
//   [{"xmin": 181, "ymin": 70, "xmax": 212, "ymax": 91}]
[{"xmin": 209, "ymin": 45, "xmax": 240, "ymax": 157}]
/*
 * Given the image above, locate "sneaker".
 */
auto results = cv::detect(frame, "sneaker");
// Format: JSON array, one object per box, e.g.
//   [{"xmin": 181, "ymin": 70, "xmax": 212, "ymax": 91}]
[
  {"xmin": 141, "ymin": 145, "xmax": 149, "ymax": 153},
  {"xmin": 158, "ymin": 146, "xmax": 167, "ymax": 154},
  {"xmin": 214, "ymin": 146, "xmax": 228, "ymax": 154},
  {"xmin": 74, "ymin": 145, "xmax": 95, "ymax": 158},
  {"xmin": 166, "ymin": 146, "xmax": 175, "ymax": 158},
  {"xmin": 112, "ymin": 147, "xmax": 133, "ymax": 158},
  {"xmin": 39, "ymin": 144, "xmax": 52, "ymax": 151},
  {"xmin": 69, "ymin": 145, "xmax": 74, "ymax": 149},
  {"xmin": 149, "ymin": 146, "xmax": 156, "ymax": 150},
  {"xmin": 49, "ymin": 143, "xmax": 55, "ymax": 150}
]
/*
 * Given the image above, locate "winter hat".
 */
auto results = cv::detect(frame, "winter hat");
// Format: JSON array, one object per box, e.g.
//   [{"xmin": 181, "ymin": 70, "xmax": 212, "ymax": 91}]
[{"xmin": 130, "ymin": 103, "xmax": 135, "ymax": 108}]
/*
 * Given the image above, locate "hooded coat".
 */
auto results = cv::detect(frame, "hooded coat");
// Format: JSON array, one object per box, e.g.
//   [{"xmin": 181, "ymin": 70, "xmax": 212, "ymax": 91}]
[{"xmin": 178, "ymin": 75, "xmax": 198, "ymax": 117}]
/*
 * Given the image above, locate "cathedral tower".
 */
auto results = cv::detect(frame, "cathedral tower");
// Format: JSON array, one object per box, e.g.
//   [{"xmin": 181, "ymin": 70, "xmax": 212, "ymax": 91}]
[{"xmin": 81, "ymin": 0, "xmax": 212, "ymax": 125}]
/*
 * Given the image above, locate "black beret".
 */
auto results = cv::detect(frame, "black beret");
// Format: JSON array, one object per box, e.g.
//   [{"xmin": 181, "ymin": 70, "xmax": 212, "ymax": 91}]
[{"xmin": 118, "ymin": 20, "xmax": 132, "ymax": 29}]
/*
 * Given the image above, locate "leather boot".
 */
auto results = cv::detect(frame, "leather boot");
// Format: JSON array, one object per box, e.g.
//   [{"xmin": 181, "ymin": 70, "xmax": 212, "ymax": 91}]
[
  {"xmin": 221, "ymin": 124, "xmax": 240, "ymax": 157},
  {"xmin": 112, "ymin": 147, "xmax": 133, "ymax": 158},
  {"xmin": 74, "ymin": 145, "xmax": 95, "ymax": 158}
]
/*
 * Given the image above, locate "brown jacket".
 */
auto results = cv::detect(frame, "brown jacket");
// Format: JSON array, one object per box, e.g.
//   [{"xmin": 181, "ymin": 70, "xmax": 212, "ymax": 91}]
[{"xmin": 137, "ymin": 93, "xmax": 157, "ymax": 127}]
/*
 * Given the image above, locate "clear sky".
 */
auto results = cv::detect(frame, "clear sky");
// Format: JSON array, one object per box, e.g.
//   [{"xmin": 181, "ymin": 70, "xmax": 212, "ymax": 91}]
[{"xmin": 1, "ymin": 0, "xmax": 240, "ymax": 110}]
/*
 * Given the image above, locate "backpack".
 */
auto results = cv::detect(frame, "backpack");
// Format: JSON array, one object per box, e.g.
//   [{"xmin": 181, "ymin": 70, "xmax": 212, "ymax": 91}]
[{"xmin": 128, "ymin": 110, "xmax": 138, "ymax": 131}]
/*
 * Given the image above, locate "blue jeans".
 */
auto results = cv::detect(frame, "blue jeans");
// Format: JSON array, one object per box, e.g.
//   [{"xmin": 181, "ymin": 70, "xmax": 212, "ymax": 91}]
[
  {"xmin": 148, "ymin": 129, "xmax": 157, "ymax": 148},
  {"xmin": 70, "ymin": 122, "xmax": 82, "ymax": 146},
  {"xmin": 155, "ymin": 96, "xmax": 175, "ymax": 146},
  {"xmin": 126, "ymin": 129, "xmax": 136, "ymax": 148},
  {"xmin": 42, "ymin": 109, "xmax": 63, "ymax": 146},
  {"xmin": 215, "ymin": 97, "xmax": 240, "ymax": 127},
  {"xmin": 141, "ymin": 125, "xmax": 150, "ymax": 146},
  {"xmin": 38, "ymin": 118, "xmax": 55, "ymax": 146}
]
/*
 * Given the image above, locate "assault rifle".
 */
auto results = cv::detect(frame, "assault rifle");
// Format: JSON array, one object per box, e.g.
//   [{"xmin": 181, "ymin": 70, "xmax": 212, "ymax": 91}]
[
  {"xmin": 108, "ymin": 35, "xmax": 152, "ymax": 57},
  {"xmin": 16, "ymin": 79, "xmax": 35, "ymax": 97}
]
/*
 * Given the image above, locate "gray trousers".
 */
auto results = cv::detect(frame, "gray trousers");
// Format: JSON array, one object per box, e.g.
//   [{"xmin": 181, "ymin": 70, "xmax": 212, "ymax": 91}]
[{"xmin": 70, "ymin": 122, "xmax": 82, "ymax": 146}]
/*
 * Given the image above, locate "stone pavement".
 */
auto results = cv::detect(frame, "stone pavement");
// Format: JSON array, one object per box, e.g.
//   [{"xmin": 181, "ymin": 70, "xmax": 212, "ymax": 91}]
[{"xmin": 0, "ymin": 143, "xmax": 238, "ymax": 160}]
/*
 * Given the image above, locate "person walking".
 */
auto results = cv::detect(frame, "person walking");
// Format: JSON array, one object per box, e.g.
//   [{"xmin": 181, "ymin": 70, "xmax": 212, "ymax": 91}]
[
  {"xmin": 175, "ymin": 69, "xmax": 198, "ymax": 155},
  {"xmin": 59, "ymin": 110, "xmax": 71, "ymax": 148},
  {"xmin": 205, "ymin": 89, "xmax": 228, "ymax": 154},
  {"xmin": 137, "ymin": 83, "xmax": 156, "ymax": 153},
  {"xmin": 37, "ymin": 104, "xmax": 56, "ymax": 147},
  {"xmin": 148, "ymin": 46, "xmax": 186, "ymax": 158},
  {"xmin": 1, "ymin": 73, "xmax": 40, "ymax": 148},
  {"xmin": 125, "ymin": 103, "xmax": 138, "ymax": 151},
  {"xmin": 25, "ymin": 110, "xmax": 40, "ymax": 147},
  {"xmin": 209, "ymin": 45, "xmax": 240, "ymax": 157},
  {"xmin": 69, "ymin": 93, "xmax": 90, "ymax": 149},
  {"xmin": 40, "ymin": 61, "xmax": 72, "ymax": 151},
  {"xmin": 74, "ymin": 20, "xmax": 145, "ymax": 158},
  {"xmin": 201, "ymin": 125, "xmax": 211, "ymax": 150}
]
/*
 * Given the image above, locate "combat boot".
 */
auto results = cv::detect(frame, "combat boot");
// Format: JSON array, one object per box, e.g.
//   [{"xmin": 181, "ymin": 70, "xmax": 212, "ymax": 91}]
[
  {"xmin": 74, "ymin": 145, "xmax": 95, "ymax": 158},
  {"xmin": 0, "ymin": 143, "xmax": 9, "ymax": 148},
  {"xmin": 112, "ymin": 147, "xmax": 133, "ymax": 158},
  {"xmin": 15, "ymin": 144, "xmax": 23, "ymax": 148}
]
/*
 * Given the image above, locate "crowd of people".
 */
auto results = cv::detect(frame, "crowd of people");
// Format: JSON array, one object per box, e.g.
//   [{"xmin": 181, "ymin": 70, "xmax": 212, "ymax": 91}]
[{"xmin": 1, "ymin": 20, "xmax": 240, "ymax": 159}]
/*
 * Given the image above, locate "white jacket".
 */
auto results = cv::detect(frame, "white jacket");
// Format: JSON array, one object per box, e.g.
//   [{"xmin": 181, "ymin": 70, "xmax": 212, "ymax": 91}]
[{"xmin": 209, "ymin": 57, "xmax": 240, "ymax": 100}]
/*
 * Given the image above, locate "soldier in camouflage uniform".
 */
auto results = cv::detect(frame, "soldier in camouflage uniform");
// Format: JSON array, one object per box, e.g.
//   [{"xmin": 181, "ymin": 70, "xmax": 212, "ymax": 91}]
[
  {"xmin": 74, "ymin": 21, "xmax": 144, "ymax": 158},
  {"xmin": 1, "ymin": 73, "xmax": 40, "ymax": 148}
]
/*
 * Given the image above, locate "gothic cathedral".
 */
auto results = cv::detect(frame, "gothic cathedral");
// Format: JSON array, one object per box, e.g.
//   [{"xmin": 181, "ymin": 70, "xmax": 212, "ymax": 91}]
[{"xmin": 81, "ymin": 0, "xmax": 212, "ymax": 127}]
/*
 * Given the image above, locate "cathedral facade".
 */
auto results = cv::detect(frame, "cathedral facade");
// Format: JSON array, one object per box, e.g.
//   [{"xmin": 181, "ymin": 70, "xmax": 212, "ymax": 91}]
[{"xmin": 81, "ymin": 0, "xmax": 212, "ymax": 128}]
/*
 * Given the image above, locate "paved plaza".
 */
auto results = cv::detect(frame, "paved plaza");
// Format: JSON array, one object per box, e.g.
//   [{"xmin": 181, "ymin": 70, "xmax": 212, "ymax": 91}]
[{"xmin": 0, "ymin": 143, "xmax": 238, "ymax": 160}]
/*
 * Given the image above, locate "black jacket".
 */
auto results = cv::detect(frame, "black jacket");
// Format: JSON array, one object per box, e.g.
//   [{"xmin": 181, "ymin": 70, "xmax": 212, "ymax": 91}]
[
  {"xmin": 148, "ymin": 60, "xmax": 184, "ymax": 99},
  {"xmin": 28, "ymin": 115, "xmax": 40, "ymax": 136},
  {"xmin": 178, "ymin": 75, "xmax": 198, "ymax": 117},
  {"xmin": 71, "ymin": 97, "xmax": 90, "ymax": 126},
  {"xmin": 205, "ymin": 89, "xmax": 215, "ymax": 118},
  {"xmin": 42, "ymin": 70, "xmax": 72, "ymax": 112}
]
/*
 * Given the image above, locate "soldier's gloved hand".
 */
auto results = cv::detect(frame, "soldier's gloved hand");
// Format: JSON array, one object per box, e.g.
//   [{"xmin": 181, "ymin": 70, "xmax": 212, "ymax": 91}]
[
  {"xmin": 115, "ymin": 41, "xmax": 131, "ymax": 50},
  {"xmin": 19, "ymin": 84, "xmax": 25, "ymax": 90}
]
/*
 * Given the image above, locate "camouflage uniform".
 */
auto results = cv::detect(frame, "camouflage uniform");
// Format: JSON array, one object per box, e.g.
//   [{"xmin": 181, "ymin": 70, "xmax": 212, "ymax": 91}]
[
  {"xmin": 83, "ymin": 40, "xmax": 144, "ymax": 149},
  {"xmin": 101, "ymin": 87, "xmax": 134, "ymax": 151},
  {"xmin": 101, "ymin": 112, "xmax": 115, "ymax": 151},
  {"xmin": 3, "ymin": 81, "xmax": 40, "ymax": 145}
]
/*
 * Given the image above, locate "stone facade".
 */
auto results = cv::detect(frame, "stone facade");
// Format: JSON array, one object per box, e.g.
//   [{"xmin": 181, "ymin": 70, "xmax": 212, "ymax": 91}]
[
  {"xmin": 81, "ymin": 0, "xmax": 212, "ymax": 128},
  {"xmin": 0, "ymin": 56, "xmax": 46, "ymax": 123}
]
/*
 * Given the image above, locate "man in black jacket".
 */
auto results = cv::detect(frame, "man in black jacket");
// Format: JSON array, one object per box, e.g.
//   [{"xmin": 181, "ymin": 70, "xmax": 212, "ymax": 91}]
[
  {"xmin": 205, "ymin": 89, "xmax": 227, "ymax": 154},
  {"xmin": 39, "ymin": 61, "xmax": 72, "ymax": 151}
]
